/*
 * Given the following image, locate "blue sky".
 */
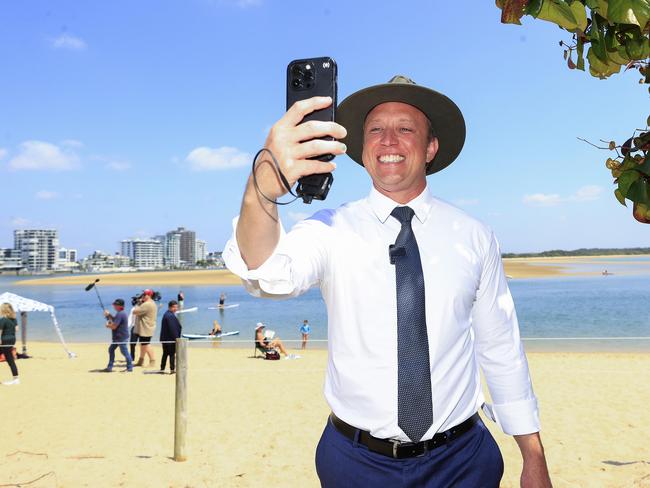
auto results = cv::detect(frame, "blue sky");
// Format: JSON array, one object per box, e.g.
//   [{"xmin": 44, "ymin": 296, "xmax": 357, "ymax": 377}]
[{"xmin": 1, "ymin": 0, "xmax": 647, "ymax": 257}]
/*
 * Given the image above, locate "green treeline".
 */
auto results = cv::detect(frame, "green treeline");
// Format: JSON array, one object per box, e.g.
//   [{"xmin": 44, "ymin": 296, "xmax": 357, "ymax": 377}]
[{"xmin": 502, "ymin": 248, "xmax": 650, "ymax": 258}]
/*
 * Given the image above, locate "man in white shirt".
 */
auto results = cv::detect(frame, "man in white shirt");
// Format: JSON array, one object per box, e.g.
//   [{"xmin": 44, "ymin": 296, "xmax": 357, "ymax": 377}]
[{"xmin": 224, "ymin": 75, "xmax": 551, "ymax": 487}]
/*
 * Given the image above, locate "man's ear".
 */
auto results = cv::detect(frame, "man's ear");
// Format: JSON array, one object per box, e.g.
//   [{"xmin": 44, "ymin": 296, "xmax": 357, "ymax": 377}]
[{"xmin": 426, "ymin": 137, "xmax": 439, "ymax": 164}]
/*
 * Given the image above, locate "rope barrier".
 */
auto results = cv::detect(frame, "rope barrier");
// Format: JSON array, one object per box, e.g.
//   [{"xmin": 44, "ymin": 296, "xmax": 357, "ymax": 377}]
[
  {"xmin": 10, "ymin": 337, "xmax": 650, "ymax": 346},
  {"xmin": 522, "ymin": 336, "xmax": 650, "ymax": 341},
  {"xmin": 12, "ymin": 339, "xmax": 329, "ymax": 345}
]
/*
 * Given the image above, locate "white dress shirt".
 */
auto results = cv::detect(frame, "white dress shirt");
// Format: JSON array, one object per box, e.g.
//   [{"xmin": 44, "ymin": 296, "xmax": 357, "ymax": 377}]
[{"xmin": 224, "ymin": 185, "xmax": 539, "ymax": 441}]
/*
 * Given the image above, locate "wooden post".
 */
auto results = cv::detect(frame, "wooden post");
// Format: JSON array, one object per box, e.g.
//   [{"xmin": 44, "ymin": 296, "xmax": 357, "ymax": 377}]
[
  {"xmin": 174, "ymin": 338, "xmax": 188, "ymax": 462},
  {"xmin": 20, "ymin": 312, "xmax": 28, "ymax": 355}
]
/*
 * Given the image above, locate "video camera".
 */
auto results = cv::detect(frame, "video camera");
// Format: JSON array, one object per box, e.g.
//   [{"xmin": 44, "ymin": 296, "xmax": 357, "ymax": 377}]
[{"xmin": 131, "ymin": 290, "xmax": 162, "ymax": 306}]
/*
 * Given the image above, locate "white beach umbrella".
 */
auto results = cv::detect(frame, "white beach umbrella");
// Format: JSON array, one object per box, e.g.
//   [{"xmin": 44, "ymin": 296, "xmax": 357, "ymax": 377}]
[{"xmin": 0, "ymin": 291, "xmax": 76, "ymax": 358}]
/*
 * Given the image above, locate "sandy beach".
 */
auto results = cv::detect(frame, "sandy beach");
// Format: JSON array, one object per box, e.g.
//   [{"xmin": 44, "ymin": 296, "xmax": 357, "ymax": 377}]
[
  {"xmin": 1, "ymin": 343, "xmax": 649, "ymax": 487},
  {"xmin": 8, "ymin": 257, "xmax": 607, "ymax": 287}
]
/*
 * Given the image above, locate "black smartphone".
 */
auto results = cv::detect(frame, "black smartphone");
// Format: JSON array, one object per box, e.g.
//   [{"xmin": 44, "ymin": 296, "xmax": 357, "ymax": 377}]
[{"xmin": 286, "ymin": 56, "xmax": 337, "ymax": 204}]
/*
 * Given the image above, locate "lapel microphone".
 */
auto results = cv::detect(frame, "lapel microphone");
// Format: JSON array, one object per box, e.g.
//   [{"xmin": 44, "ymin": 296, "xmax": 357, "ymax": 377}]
[{"xmin": 389, "ymin": 245, "xmax": 406, "ymax": 265}]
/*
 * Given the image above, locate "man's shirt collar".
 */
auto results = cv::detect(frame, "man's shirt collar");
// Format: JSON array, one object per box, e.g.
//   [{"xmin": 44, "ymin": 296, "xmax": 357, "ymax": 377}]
[{"xmin": 367, "ymin": 185, "xmax": 434, "ymax": 224}]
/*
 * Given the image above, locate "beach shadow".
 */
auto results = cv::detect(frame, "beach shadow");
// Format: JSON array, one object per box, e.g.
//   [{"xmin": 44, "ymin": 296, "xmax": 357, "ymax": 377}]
[
  {"xmin": 88, "ymin": 368, "xmax": 112, "ymax": 373},
  {"xmin": 143, "ymin": 370, "xmax": 167, "ymax": 375},
  {"xmin": 602, "ymin": 460, "xmax": 650, "ymax": 466}
]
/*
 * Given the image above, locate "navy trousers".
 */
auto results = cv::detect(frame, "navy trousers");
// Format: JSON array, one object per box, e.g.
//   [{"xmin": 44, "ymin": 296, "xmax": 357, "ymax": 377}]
[{"xmin": 315, "ymin": 417, "xmax": 503, "ymax": 488}]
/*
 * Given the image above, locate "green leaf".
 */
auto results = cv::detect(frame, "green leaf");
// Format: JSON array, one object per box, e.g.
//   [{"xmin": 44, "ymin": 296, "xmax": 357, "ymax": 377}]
[
  {"xmin": 624, "ymin": 34, "xmax": 650, "ymax": 59},
  {"xmin": 576, "ymin": 36, "xmax": 586, "ymax": 70},
  {"xmin": 499, "ymin": 0, "xmax": 530, "ymax": 24},
  {"xmin": 627, "ymin": 177, "xmax": 650, "ymax": 204},
  {"xmin": 590, "ymin": 15, "xmax": 610, "ymax": 61},
  {"xmin": 617, "ymin": 169, "xmax": 641, "ymax": 197},
  {"xmin": 615, "ymin": 188, "xmax": 627, "ymax": 206},
  {"xmin": 605, "ymin": 26, "xmax": 621, "ymax": 51},
  {"xmin": 570, "ymin": 0, "xmax": 589, "ymax": 31},
  {"xmin": 621, "ymin": 156, "xmax": 639, "ymax": 171},
  {"xmin": 587, "ymin": 45, "xmax": 622, "ymax": 77},
  {"xmin": 526, "ymin": 0, "xmax": 545, "ymax": 16},
  {"xmin": 607, "ymin": 0, "xmax": 650, "ymax": 28},
  {"xmin": 608, "ymin": 46, "xmax": 631, "ymax": 64},
  {"xmin": 537, "ymin": 0, "xmax": 581, "ymax": 30},
  {"xmin": 595, "ymin": 0, "xmax": 609, "ymax": 18},
  {"xmin": 585, "ymin": 0, "xmax": 600, "ymax": 9},
  {"xmin": 637, "ymin": 159, "xmax": 650, "ymax": 176}
]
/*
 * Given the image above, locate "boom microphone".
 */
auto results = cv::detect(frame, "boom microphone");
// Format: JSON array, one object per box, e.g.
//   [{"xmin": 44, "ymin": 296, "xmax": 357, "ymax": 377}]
[{"xmin": 85, "ymin": 278, "xmax": 100, "ymax": 292}]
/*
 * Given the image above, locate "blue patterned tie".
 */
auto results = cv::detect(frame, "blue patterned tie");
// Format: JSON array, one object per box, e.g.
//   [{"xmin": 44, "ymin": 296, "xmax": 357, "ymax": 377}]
[{"xmin": 390, "ymin": 206, "xmax": 432, "ymax": 443}]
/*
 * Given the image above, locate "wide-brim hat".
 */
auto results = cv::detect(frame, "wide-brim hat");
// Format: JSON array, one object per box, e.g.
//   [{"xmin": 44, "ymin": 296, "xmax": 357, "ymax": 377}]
[
  {"xmin": 336, "ymin": 75, "xmax": 466, "ymax": 175},
  {"xmin": 255, "ymin": 322, "xmax": 265, "ymax": 330}
]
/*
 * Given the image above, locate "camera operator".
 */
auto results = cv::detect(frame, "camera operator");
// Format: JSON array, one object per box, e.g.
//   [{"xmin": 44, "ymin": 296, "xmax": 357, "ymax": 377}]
[
  {"xmin": 102, "ymin": 299, "xmax": 133, "ymax": 372},
  {"xmin": 131, "ymin": 289, "xmax": 158, "ymax": 367}
]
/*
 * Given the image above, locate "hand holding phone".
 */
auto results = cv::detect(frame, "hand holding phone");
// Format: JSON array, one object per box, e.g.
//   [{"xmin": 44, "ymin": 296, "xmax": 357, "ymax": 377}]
[{"xmin": 286, "ymin": 57, "xmax": 338, "ymax": 203}]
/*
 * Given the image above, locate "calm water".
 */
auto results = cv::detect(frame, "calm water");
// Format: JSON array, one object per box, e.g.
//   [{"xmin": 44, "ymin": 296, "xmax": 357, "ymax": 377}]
[{"xmin": 1, "ymin": 258, "xmax": 649, "ymax": 352}]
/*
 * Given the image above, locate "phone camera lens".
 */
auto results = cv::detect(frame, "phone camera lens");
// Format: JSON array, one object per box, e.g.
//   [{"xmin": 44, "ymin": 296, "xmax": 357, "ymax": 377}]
[{"xmin": 292, "ymin": 79, "xmax": 302, "ymax": 88}]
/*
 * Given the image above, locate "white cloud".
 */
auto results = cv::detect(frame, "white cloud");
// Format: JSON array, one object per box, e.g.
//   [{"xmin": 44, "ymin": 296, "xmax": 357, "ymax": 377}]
[
  {"xmin": 35, "ymin": 190, "xmax": 59, "ymax": 200},
  {"xmin": 453, "ymin": 198, "xmax": 479, "ymax": 207},
  {"xmin": 570, "ymin": 185, "xmax": 602, "ymax": 202},
  {"xmin": 523, "ymin": 185, "xmax": 603, "ymax": 207},
  {"xmin": 523, "ymin": 193, "xmax": 563, "ymax": 207},
  {"xmin": 60, "ymin": 139, "xmax": 84, "ymax": 148},
  {"xmin": 0, "ymin": 148, "xmax": 7, "ymax": 160},
  {"xmin": 230, "ymin": 0, "xmax": 262, "ymax": 7},
  {"xmin": 51, "ymin": 34, "xmax": 87, "ymax": 50},
  {"xmin": 8, "ymin": 140, "xmax": 80, "ymax": 171},
  {"xmin": 106, "ymin": 160, "xmax": 131, "ymax": 171},
  {"xmin": 185, "ymin": 146, "xmax": 251, "ymax": 171},
  {"xmin": 288, "ymin": 211, "xmax": 310, "ymax": 222},
  {"xmin": 10, "ymin": 217, "xmax": 30, "ymax": 227}
]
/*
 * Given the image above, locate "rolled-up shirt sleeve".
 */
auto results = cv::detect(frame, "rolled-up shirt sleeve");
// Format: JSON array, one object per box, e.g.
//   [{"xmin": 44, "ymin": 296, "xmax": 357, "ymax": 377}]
[
  {"xmin": 223, "ymin": 215, "xmax": 329, "ymax": 298},
  {"xmin": 471, "ymin": 230, "xmax": 540, "ymax": 436}
]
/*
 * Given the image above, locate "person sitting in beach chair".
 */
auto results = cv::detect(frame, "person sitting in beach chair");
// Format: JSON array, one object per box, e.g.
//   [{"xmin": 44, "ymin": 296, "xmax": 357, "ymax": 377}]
[
  {"xmin": 254, "ymin": 322, "xmax": 288, "ymax": 358},
  {"xmin": 209, "ymin": 320, "xmax": 222, "ymax": 336}
]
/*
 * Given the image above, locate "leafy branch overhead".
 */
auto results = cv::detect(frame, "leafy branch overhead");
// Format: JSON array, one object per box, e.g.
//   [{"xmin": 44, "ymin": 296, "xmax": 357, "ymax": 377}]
[{"xmin": 496, "ymin": 0, "xmax": 649, "ymax": 222}]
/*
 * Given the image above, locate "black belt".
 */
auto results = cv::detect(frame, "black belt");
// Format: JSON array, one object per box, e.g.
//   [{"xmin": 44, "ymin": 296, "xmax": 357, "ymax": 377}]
[{"xmin": 329, "ymin": 412, "xmax": 480, "ymax": 459}]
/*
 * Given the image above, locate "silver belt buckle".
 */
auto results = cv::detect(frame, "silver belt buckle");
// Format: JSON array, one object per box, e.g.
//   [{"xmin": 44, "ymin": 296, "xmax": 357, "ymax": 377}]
[{"xmin": 391, "ymin": 439, "xmax": 401, "ymax": 458}]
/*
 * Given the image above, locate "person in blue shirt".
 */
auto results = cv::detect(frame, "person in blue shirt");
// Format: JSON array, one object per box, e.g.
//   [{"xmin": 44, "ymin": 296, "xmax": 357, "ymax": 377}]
[
  {"xmin": 160, "ymin": 300, "xmax": 182, "ymax": 374},
  {"xmin": 103, "ymin": 299, "xmax": 133, "ymax": 372},
  {"xmin": 300, "ymin": 319, "xmax": 311, "ymax": 350}
]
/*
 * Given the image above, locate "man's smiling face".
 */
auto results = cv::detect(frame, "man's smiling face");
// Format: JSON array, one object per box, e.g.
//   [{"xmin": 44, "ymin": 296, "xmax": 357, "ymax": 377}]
[{"xmin": 361, "ymin": 102, "xmax": 438, "ymax": 203}]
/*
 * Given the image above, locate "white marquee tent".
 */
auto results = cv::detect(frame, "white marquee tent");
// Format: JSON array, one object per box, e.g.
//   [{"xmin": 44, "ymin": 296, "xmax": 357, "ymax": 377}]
[{"xmin": 0, "ymin": 292, "xmax": 76, "ymax": 358}]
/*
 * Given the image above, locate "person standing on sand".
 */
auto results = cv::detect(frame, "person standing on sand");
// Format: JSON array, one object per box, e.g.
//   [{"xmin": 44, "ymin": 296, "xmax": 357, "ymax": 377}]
[
  {"xmin": 102, "ymin": 298, "xmax": 133, "ymax": 372},
  {"xmin": 0, "ymin": 303, "xmax": 19, "ymax": 386},
  {"xmin": 300, "ymin": 319, "xmax": 310, "ymax": 350},
  {"xmin": 132, "ymin": 289, "xmax": 158, "ymax": 367},
  {"xmin": 160, "ymin": 300, "xmax": 182, "ymax": 374},
  {"xmin": 224, "ymin": 76, "xmax": 551, "ymax": 486}
]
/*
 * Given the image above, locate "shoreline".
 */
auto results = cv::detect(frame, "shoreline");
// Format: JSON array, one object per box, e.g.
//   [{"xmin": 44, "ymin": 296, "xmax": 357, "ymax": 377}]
[
  {"xmin": 20, "ymin": 339, "xmax": 650, "ymax": 354},
  {"xmin": 12, "ymin": 254, "xmax": 645, "ymax": 286}
]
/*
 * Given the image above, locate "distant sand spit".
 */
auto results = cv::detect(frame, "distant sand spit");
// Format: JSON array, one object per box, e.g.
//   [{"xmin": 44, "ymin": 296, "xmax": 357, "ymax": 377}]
[
  {"xmin": 14, "ymin": 260, "xmax": 568, "ymax": 286},
  {"xmin": 1, "ymin": 344, "xmax": 649, "ymax": 487},
  {"xmin": 13, "ymin": 269, "xmax": 243, "ymax": 287},
  {"xmin": 12, "ymin": 255, "xmax": 650, "ymax": 286}
]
